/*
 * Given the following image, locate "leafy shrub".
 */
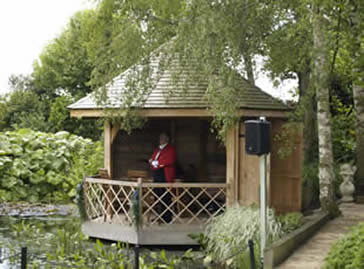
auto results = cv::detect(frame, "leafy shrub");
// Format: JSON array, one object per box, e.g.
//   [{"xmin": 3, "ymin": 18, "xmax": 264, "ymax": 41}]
[
  {"xmin": 278, "ymin": 212, "xmax": 304, "ymax": 234},
  {"xmin": 2, "ymin": 219, "xmax": 198, "ymax": 269},
  {"xmin": 204, "ymin": 205, "xmax": 283, "ymax": 268},
  {"xmin": 0, "ymin": 129, "xmax": 103, "ymax": 203},
  {"xmin": 323, "ymin": 223, "xmax": 364, "ymax": 269},
  {"xmin": 331, "ymin": 96, "xmax": 356, "ymax": 163}
]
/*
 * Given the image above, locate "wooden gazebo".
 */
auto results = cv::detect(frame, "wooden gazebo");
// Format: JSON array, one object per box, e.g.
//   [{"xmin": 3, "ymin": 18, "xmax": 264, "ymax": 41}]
[{"xmin": 69, "ymin": 60, "xmax": 302, "ymax": 245}]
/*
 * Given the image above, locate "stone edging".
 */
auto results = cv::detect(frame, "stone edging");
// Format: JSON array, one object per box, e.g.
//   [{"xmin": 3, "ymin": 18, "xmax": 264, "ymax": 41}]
[{"xmin": 264, "ymin": 211, "xmax": 330, "ymax": 269}]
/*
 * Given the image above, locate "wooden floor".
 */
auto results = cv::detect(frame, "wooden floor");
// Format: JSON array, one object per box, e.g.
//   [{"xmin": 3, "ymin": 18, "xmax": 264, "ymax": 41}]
[
  {"xmin": 276, "ymin": 203, "xmax": 364, "ymax": 269},
  {"xmin": 82, "ymin": 213, "xmax": 206, "ymax": 245},
  {"xmin": 92, "ymin": 213, "xmax": 210, "ymax": 225}
]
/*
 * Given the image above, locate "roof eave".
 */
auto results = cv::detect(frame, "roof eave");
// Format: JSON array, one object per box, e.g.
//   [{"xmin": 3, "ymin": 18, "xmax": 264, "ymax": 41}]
[{"xmin": 70, "ymin": 107, "xmax": 291, "ymax": 119}]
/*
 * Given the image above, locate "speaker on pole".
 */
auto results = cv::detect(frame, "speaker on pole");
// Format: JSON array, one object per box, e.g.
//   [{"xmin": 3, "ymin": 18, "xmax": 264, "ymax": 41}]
[
  {"xmin": 245, "ymin": 117, "xmax": 271, "ymax": 267},
  {"xmin": 245, "ymin": 119, "xmax": 271, "ymax": 156}
]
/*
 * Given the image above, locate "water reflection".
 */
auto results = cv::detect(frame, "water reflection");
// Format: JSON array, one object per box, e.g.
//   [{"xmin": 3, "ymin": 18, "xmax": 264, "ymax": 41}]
[
  {"xmin": 0, "ymin": 204, "xmax": 79, "ymax": 269},
  {"xmin": 0, "ymin": 247, "xmax": 11, "ymax": 269},
  {"xmin": 0, "ymin": 205, "xmax": 203, "ymax": 269}
]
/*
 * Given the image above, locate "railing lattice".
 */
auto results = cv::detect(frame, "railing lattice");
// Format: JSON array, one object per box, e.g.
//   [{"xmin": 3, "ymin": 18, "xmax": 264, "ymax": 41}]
[{"xmin": 84, "ymin": 177, "xmax": 226, "ymax": 227}]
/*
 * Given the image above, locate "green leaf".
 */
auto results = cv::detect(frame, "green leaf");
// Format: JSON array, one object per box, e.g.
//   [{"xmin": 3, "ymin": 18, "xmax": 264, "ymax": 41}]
[
  {"xmin": 1, "ymin": 176, "xmax": 19, "ymax": 189},
  {"xmin": 30, "ymin": 173, "xmax": 45, "ymax": 184}
]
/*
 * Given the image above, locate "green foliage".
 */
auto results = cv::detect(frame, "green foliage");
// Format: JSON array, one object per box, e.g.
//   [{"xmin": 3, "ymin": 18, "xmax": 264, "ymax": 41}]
[
  {"xmin": 0, "ymin": 87, "xmax": 49, "ymax": 132},
  {"xmin": 75, "ymin": 179, "xmax": 88, "ymax": 221},
  {"xmin": 0, "ymin": 11, "xmax": 102, "ymax": 140},
  {"xmin": 145, "ymin": 249, "xmax": 196, "ymax": 269},
  {"xmin": 48, "ymin": 95, "xmax": 102, "ymax": 140},
  {"xmin": 323, "ymin": 223, "xmax": 364, "ymax": 269},
  {"xmin": 0, "ymin": 129, "xmax": 103, "ymax": 203},
  {"xmin": 188, "ymin": 233, "xmax": 209, "ymax": 250},
  {"xmin": 264, "ymin": 1, "xmax": 312, "ymax": 80},
  {"xmin": 85, "ymin": 0, "xmax": 280, "ymax": 138},
  {"xmin": 32, "ymin": 10, "xmax": 96, "ymax": 99},
  {"xmin": 274, "ymin": 122, "xmax": 303, "ymax": 159},
  {"xmin": 48, "ymin": 96, "xmax": 73, "ymax": 132},
  {"xmin": 331, "ymin": 96, "xmax": 356, "ymax": 163},
  {"xmin": 302, "ymin": 162, "xmax": 320, "ymax": 210},
  {"xmin": 1, "ymin": 219, "xmax": 198, "ymax": 269},
  {"xmin": 2, "ymin": 220, "xmax": 133, "ymax": 269},
  {"xmin": 204, "ymin": 205, "xmax": 283, "ymax": 268},
  {"xmin": 0, "ymin": 76, "xmax": 101, "ymax": 140},
  {"xmin": 277, "ymin": 212, "xmax": 304, "ymax": 234},
  {"xmin": 189, "ymin": 209, "xmax": 304, "ymax": 268}
]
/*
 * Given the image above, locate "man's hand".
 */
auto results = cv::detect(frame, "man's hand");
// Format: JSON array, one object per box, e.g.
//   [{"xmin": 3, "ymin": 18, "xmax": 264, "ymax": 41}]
[{"xmin": 152, "ymin": 160, "xmax": 159, "ymax": 168}]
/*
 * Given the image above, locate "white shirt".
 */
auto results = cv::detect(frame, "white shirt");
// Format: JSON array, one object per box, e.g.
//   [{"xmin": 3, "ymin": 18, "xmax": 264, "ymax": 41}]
[
  {"xmin": 159, "ymin": 143, "xmax": 168, "ymax": 150},
  {"xmin": 154, "ymin": 143, "xmax": 168, "ymax": 161}
]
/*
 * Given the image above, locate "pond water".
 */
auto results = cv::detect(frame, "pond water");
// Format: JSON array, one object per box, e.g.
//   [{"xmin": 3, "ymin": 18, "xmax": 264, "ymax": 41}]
[
  {"xmin": 0, "ymin": 217, "xmax": 74, "ymax": 268},
  {"xmin": 0, "ymin": 203, "xmax": 80, "ymax": 268},
  {"xmin": 0, "ymin": 203, "xmax": 203, "ymax": 269}
]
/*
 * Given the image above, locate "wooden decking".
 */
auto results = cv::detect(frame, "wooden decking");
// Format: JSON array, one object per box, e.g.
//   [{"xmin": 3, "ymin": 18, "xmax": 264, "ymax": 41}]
[
  {"xmin": 82, "ymin": 219, "xmax": 204, "ymax": 245},
  {"xmin": 82, "ymin": 177, "xmax": 226, "ymax": 245}
]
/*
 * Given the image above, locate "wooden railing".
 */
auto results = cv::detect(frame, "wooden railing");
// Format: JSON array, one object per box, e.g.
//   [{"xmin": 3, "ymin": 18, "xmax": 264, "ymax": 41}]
[{"xmin": 83, "ymin": 177, "xmax": 226, "ymax": 227}]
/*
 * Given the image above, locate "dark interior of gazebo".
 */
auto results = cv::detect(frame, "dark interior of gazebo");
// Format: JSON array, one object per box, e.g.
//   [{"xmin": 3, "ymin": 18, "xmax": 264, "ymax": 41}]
[{"xmin": 111, "ymin": 118, "xmax": 226, "ymax": 183}]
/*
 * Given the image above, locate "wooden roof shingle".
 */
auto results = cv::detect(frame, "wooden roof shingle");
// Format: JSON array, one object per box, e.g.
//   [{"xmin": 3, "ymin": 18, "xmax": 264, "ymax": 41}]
[{"xmin": 69, "ymin": 58, "xmax": 288, "ymax": 111}]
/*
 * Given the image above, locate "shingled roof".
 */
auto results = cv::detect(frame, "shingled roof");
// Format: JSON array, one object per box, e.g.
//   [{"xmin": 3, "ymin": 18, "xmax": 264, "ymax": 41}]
[{"xmin": 69, "ymin": 58, "xmax": 288, "ymax": 111}]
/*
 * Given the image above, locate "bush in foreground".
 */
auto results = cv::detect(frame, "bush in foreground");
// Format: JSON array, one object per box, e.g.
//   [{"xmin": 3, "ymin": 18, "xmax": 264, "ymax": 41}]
[
  {"xmin": 277, "ymin": 212, "xmax": 304, "ymax": 234},
  {"xmin": 324, "ymin": 223, "xmax": 364, "ymax": 269},
  {"xmin": 0, "ymin": 129, "xmax": 103, "ymax": 202},
  {"xmin": 204, "ymin": 205, "xmax": 283, "ymax": 268}
]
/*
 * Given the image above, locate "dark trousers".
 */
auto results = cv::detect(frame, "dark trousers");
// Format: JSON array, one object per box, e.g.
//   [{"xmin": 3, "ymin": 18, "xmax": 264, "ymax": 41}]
[{"xmin": 153, "ymin": 168, "xmax": 173, "ymax": 223}]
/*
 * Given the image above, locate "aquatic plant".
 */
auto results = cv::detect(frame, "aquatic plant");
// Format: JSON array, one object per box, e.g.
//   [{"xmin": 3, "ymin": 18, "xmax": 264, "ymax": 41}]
[{"xmin": 1, "ymin": 218, "xmax": 199, "ymax": 269}]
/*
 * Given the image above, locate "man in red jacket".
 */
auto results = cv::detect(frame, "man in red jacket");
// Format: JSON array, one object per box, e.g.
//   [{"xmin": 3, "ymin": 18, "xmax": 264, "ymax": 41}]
[{"xmin": 149, "ymin": 133, "xmax": 176, "ymax": 222}]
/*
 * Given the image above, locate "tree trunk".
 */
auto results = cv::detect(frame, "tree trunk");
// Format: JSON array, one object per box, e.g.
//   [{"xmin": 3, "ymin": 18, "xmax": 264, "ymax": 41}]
[
  {"xmin": 298, "ymin": 67, "xmax": 318, "ymax": 166},
  {"xmin": 243, "ymin": 53, "xmax": 255, "ymax": 84},
  {"xmin": 299, "ymin": 67, "xmax": 320, "ymax": 210},
  {"xmin": 353, "ymin": 66, "xmax": 364, "ymax": 192},
  {"xmin": 312, "ymin": 3, "xmax": 339, "ymax": 215},
  {"xmin": 351, "ymin": 0, "xmax": 364, "ymax": 193},
  {"xmin": 240, "ymin": 0, "xmax": 255, "ymax": 85}
]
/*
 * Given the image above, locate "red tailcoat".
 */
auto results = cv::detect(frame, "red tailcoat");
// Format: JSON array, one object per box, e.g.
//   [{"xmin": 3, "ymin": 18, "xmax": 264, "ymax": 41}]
[{"xmin": 150, "ymin": 144, "xmax": 176, "ymax": 183}]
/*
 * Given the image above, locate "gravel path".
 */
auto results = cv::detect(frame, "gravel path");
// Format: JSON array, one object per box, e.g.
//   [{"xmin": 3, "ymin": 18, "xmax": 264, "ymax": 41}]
[{"xmin": 276, "ymin": 203, "xmax": 364, "ymax": 269}]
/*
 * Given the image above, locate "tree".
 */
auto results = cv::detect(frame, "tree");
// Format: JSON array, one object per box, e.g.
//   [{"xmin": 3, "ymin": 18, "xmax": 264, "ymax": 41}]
[
  {"xmin": 90, "ymin": 0, "xmax": 358, "ymax": 212},
  {"xmin": 263, "ymin": 1, "xmax": 318, "ymax": 187},
  {"xmin": 0, "ymin": 10, "xmax": 104, "ymax": 139},
  {"xmin": 48, "ymin": 95, "xmax": 102, "ymax": 141},
  {"xmin": 0, "ymin": 75, "xmax": 49, "ymax": 132},
  {"xmin": 312, "ymin": 0, "xmax": 339, "ymax": 215},
  {"xmin": 89, "ymin": 0, "xmax": 277, "ymax": 138},
  {"xmin": 29, "ymin": 10, "xmax": 102, "ymax": 139},
  {"xmin": 348, "ymin": 0, "xmax": 364, "ymax": 191},
  {"xmin": 32, "ymin": 10, "xmax": 97, "ymax": 99}
]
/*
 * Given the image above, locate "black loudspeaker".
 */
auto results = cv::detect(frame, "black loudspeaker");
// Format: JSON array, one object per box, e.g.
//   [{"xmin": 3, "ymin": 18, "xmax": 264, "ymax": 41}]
[{"xmin": 245, "ymin": 119, "xmax": 271, "ymax": 155}]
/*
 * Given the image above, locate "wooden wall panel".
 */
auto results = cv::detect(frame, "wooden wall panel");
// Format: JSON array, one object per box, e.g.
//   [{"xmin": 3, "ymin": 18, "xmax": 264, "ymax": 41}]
[
  {"xmin": 238, "ymin": 122, "xmax": 261, "ymax": 206},
  {"xmin": 270, "ymin": 119, "xmax": 303, "ymax": 213},
  {"xmin": 226, "ymin": 123, "xmax": 239, "ymax": 206},
  {"xmin": 206, "ymin": 128, "xmax": 226, "ymax": 182},
  {"xmin": 174, "ymin": 118, "xmax": 226, "ymax": 182},
  {"xmin": 104, "ymin": 121, "xmax": 112, "ymax": 178},
  {"xmin": 175, "ymin": 119, "xmax": 201, "ymax": 181}
]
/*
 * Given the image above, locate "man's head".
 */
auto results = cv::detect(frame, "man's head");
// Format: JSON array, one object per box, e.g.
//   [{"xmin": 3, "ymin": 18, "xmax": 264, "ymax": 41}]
[{"xmin": 159, "ymin": 132, "xmax": 170, "ymax": 145}]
